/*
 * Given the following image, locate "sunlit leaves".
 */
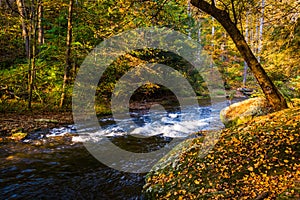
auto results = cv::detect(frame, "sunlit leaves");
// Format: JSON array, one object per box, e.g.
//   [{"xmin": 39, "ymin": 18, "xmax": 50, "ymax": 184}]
[{"xmin": 144, "ymin": 107, "xmax": 300, "ymax": 199}]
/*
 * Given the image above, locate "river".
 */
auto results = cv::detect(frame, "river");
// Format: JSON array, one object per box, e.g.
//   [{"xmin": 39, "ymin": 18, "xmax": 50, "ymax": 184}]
[{"xmin": 0, "ymin": 98, "xmax": 244, "ymax": 199}]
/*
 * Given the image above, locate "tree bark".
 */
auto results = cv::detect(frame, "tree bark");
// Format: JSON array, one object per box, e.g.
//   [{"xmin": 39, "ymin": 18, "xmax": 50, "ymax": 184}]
[
  {"xmin": 38, "ymin": 2, "xmax": 44, "ymax": 46},
  {"xmin": 28, "ymin": 17, "xmax": 36, "ymax": 109},
  {"xmin": 16, "ymin": 0, "xmax": 35, "ymax": 109},
  {"xmin": 60, "ymin": 0, "xmax": 74, "ymax": 107},
  {"xmin": 257, "ymin": 0, "xmax": 265, "ymax": 62},
  {"xmin": 191, "ymin": 0, "xmax": 288, "ymax": 111},
  {"xmin": 16, "ymin": 0, "xmax": 30, "ymax": 59},
  {"xmin": 243, "ymin": 10, "xmax": 249, "ymax": 87}
]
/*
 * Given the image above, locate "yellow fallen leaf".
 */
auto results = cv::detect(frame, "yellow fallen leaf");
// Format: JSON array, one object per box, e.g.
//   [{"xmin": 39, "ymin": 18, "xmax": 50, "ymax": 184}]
[
  {"xmin": 9, "ymin": 132, "xmax": 27, "ymax": 140},
  {"xmin": 285, "ymin": 150, "xmax": 290, "ymax": 154},
  {"xmin": 6, "ymin": 155, "xmax": 15, "ymax": 160},
  {"xmin": 166, "ymin": 192, "xmax": 171, "ymax": 198},
  {"xmin": 179, "ymin": 190, "xmax": 186, "ymax": 195}
]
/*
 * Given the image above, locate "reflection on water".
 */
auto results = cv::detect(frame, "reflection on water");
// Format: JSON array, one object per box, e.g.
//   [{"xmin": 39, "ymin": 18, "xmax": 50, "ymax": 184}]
[
  {"xmin": 0, "ymin": 141, "xmax": 146, "ymax": 199},
  {"xmin": 0, "ymin": 99, "xmax": 245, "ymax": 199}
]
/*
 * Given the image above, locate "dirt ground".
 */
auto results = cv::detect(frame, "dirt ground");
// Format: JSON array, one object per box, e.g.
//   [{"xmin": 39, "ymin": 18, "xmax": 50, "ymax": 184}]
[{"xmin": 0, "ymin": 112, "xmax": 73, "ymax": 137}]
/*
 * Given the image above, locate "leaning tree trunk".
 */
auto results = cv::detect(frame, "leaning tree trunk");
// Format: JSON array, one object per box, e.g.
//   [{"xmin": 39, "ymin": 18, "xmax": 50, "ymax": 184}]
[{"xmin": 191, "ymin": 0, "xmax": 288, "ymax": 111}]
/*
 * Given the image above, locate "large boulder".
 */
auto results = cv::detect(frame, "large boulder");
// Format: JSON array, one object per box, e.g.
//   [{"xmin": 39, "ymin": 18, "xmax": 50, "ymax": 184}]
[{"xmin": 220, "ymin": 97, "xmax": 271, "ymax": 127}]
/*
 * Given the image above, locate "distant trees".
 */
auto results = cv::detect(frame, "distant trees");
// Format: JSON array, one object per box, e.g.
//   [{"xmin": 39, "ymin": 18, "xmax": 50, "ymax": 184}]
[
  {"xmin": 60, "ymin": 0, "xmax": 74, "ymax": 107},
  {"xmin": 13, "ymin": 0, "xmax": 45, "ymax": 108},
  {"xmin": 0, "ymin": 0, "xmax": 193, "ymax": 109},
  {"xmin": 0, "ymin": 0, "xmax": 298, "ymax": 111}
]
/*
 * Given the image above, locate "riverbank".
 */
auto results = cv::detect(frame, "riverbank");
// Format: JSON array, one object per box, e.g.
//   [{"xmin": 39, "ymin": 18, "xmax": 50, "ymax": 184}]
[
  {"xmin": 144, "ymin": 106, "xmax": 300, "ymax": 199},
  {"xmin": 0, "ymin": 95, "xmax": 226, "ymax": 139},
  {"xmin": 0, "ymin": 111, "xmax": 73, "ymax": 138}
]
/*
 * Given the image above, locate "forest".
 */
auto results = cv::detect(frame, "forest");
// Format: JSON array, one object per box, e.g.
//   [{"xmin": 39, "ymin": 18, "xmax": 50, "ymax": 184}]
[
  {"xmin": 1, "ymin": 0, "xmax": 299, "ymax": 112},
  {"xmin": 0, "ymin": 0, "xmax": 299, "ymax": 199}
]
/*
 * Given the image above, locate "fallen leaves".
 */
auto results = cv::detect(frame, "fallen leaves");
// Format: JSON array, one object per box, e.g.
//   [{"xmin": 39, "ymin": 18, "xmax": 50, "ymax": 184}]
[
  {"xmin": 0, "ymin": 112, "xmax": 73, "ymax": 138},
  {"xmin": 144, "ymin": 107, "xmax": 300, "ymax": 199},
  {"xmin": 247, "ymin": 166, "xmax": 254, "ymax": 172}
]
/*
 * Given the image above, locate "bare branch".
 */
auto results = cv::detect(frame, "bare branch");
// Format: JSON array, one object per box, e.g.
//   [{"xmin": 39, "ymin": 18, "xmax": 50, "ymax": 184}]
[
  {"xmin": 211, "ymin": 0, "xmax": 215, "ymax": 7},
  {"xmin": 219, "ymin": 1, "xmax": 230, "ymax": 13},
  {"xmin": 231, "ymin": 0, "xmax": 237, "ymax": 25},
  {"xmin": 5, "ymin": 0, "xmax": 23, "ymax": 17}
]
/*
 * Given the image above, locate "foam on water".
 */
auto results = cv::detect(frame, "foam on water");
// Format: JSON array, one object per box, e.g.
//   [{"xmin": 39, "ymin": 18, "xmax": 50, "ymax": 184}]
[
  {"xmin": 45, "ymin": 101, "xmax": 229, "ymax": 142},
  {"xmin": 68, "ymin": 101, "xmax": 228, "ymax": 143},
  {"xmin": 47, "ymin": 125, "xmax": 77, "ymax": 137}
]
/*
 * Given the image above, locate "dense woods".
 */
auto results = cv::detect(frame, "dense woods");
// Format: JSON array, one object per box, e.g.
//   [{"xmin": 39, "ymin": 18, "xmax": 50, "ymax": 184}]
[
  {"xmin": 0, "ymin": 0, "xmax": 299, "ymax": 112},
  {"xmin": 0, "ymin": 1, "xmax": 299, "ymax": 199}
]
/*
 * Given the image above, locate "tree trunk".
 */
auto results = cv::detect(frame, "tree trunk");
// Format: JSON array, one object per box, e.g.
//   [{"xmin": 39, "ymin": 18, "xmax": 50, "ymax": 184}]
[
  {"xmin": 60, "ymin": 0, "xmax": 74, "ymax": 108},
  {"xmin": 210, "ymin": 16, "xmax": 215, "ymax": 69},
  {"xmin": 243, "ymin": 11, "xmax": 249, "ymax": 87},
  {"xmin": 28, "ymin": 0, "xmax": 39, "ymax": 109},
  {"xmin": 187, "ymin": 0, "xmax": 192, "ymax": 39},
  {"xmin": 257, "ymin": 0, "xmax": 265, "ymax": 62},
  {"xmin": 28, "ymin": 24, "xmax": 36, "ymax": 109},
  {"xmin": 16, "ymin": 0, "xmax": 35, "ymax": 109},
  {"xmin": 191, "ymin": 0, "xmax": 288, "ymax": 111},
  {"xmin": 16, "ymin": 0, "xmax": 30, "ymax": 58},
  {"xmin": 38, "ymin": 2, "xmax": 44, "ymax": 46}
]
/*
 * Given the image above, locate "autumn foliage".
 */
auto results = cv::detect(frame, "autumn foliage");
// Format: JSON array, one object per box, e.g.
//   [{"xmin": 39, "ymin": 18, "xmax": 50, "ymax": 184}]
[{"xmin": 144, "ymin": 107, "xmax": 300, "ymax": 199}]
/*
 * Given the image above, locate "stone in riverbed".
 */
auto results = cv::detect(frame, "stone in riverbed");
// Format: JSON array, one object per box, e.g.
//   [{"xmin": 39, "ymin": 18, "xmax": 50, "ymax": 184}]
[
  {"xmin": 34, "ymin": 119, "xmax": 58, "ymax": 123},
  {"xmin": 220, "ymin": 97, "xmax": 271, "ymax": 128},
  {"xmin": 8, "ymin": 132, "xmax": 27, "ymax": 140}
]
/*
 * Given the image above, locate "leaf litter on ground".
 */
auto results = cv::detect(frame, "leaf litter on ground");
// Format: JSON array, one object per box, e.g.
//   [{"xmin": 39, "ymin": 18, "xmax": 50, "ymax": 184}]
[{"xmin": 144, "ymin": 107, "xmax": 300, "ymax": 199}]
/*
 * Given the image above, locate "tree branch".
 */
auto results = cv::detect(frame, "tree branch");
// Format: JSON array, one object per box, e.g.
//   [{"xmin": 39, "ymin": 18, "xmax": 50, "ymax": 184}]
[
  {"xmin": 5, "ymin": 0, "xmax": 23, "ymax": 17},
  {"xmin": 190, "ymin": 0, "xmax": 288, "ymax": 110},
  {"xmin": 231, "ymin": 0, "xmax": 238, "ymax": 25},
  {"xmin": 211, "ymin": 0, "xmax": 215, "ymax": 7},
  {"xmin": 219, "ymin": 1, "xmax": 230, "ymax": 13},
  {"xmin": 191, "ymin": 0, "xmax": 230, "ymax": 22}
]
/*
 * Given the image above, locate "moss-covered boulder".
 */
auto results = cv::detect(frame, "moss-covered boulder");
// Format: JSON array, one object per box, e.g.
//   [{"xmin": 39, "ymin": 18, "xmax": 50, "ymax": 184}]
[
  {"xmin": 143, "ymin": 107, "xmax": 300, "ymax": 199},
  {"xmin": 220, "ymin": 97, "xmax": 270, "ymax": 127}
]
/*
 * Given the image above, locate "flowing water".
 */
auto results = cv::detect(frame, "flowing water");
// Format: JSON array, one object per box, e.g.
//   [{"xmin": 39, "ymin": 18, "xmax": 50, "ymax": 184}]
[{"xmin": 0, "ymin": 99, "xmax": 243, "ymax": 199}]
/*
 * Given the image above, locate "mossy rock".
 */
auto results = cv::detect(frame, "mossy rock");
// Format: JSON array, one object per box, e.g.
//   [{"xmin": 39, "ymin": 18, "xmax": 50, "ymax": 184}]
[
  {"xmin": 144, "ymin": 107, "xmax": 300, "ymax": 199},
  {"xmin": 150, "ymin": 138, "xmax": 195, "ymax": 172},
  {"xmin": 220, "ymin": 97, "xmax": 271, "ymax": 127}
]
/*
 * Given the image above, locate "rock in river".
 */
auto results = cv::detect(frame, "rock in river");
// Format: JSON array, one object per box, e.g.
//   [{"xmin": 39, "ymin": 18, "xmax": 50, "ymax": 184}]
[{"xmin": 220, "ymin": 97, "xmax": 271, "ymax": 127}]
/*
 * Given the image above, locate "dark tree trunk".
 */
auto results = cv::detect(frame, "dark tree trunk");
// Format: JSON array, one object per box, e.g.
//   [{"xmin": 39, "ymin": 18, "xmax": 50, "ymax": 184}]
[
  {"xmin": 60, "ymin": 0, "xmax": 74, "ymax": 107},
  {"xmin": 28, "ymin": 17, "xmax": 36, "ymax": 109},
  {"xmin": 191, "ymin": 0, "xmax": 288, "ymax": 111},
  {"xmin": 16, "ymin": 0, "xmax": 35, "ymax": 109}
]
